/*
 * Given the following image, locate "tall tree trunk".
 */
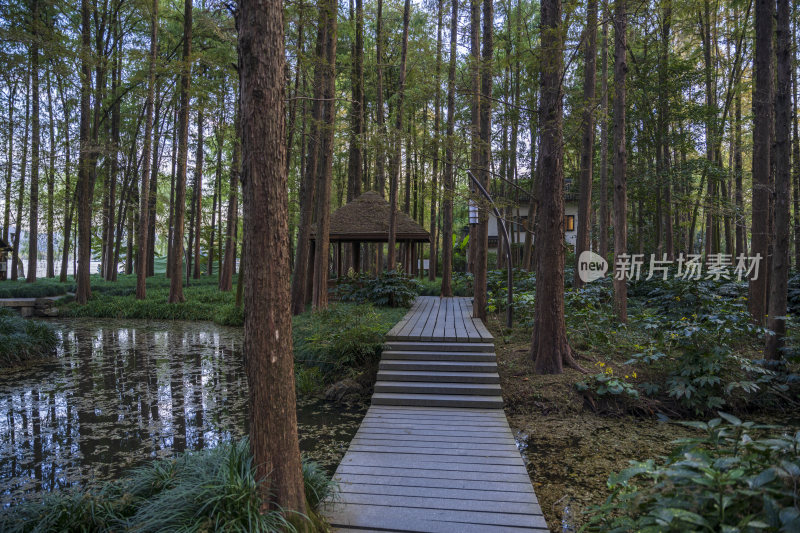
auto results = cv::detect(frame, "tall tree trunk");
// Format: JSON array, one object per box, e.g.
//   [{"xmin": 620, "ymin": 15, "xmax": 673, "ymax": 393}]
[
  {"xmin": 311, "ymin": 0, "xmax": 338, "ymax": 309},
  {"xmin": 573, "ymin": 0, "xmax": 598, "ymax": 288},
  {"xmin": 347, "ymin": 0, "xmax": 364, "ymax": 269},
  {"xmin": 386, "ymin": 0, "xmax": 410, "ymax": 271},
  {"xmin": 75, "ymin": 0, "xmax": 94, "ymax": 303},
  {"xmin": 220, "ymin": 105, "xmax": 240, "ymax": 291},
  {"xmin": 765, "ymin": 0, "xmax": 791, "ymax": 359},
  {"xmin": 612, "ymin": 0, "xmax": 628, "ymax": 323},
  {"xmin": 530, "ymin": 0, "xmax": 580, "ymax": 374},
  {"xmin": 168, "ymin": 0, "xmax": 192, "ymax": 303},
  {"xmin": 598, "ymin": 4, "xmax": 609, "ymax": 259},
  {"xmin": 147, "ymin": 80, "xmax": 163, "ymax": 277},
  {"xmin": 57, "ymin": 76, "xmax": 73, "ymax": 281},
  {"xmin": 467, "ymin": 0, "xmax": 480, "ymax": 281},
  {"xmin": 209, "ymin": 124, "xmax": 221, "ymax": 275},
  {"xmin": 238, "ymin": 0, "xmax": 306, "ymax": 512},
  {"xmin": 374, "ymin": 0, "xmax": 387, "ymax": 272},
  {"xmin": 104, "ymin": 31, "xmax": 121, "ymax": 281},
  {"xmin": 136, "ymin": 0, "xmax": 158, "ymax": 300},
  {"xmin": 735, "ymin": 78, "xmax": 745, "ymax": 258},
  {"xmin": 192, "ymin": 108, "xmax": 204, "ymax": 279},
  {"xmin": 12, "ymin": 74, "xmax": 29, "ymax": 281},
  {"xmin": 659, "ymin": 0, "xmax": 673, "ymax": 260},
  {"xmin": 748, "ymin": 0, "xmax": 773, "ymax": 323},
  {"xmin": 3, "ymin": 83, "xmax": 15, "ymax": 246},
  {"xmin": 27, "ymin": 0, "xmax": 40, "ymax": 283},
  {"xmin": 792, "ymin": 12, "xmax": 800, "ymax": 271},
  {"xmin": 289, "ymin": 9, "xmax": 325, "ymax": 313},
  {"xmin": 45, "ymin": 66, "xmax": 55, "ymax": 277},
  {"xmin": 440, "ymin": 0, "xmax": 458, "ymax": 296},
  {"xmin": 429, "ymin": 0, "xmax": 443, "ymax": 282},
  {"xmin": 472, "ymin": 0, "xmax": 492, "ymax": 321}
]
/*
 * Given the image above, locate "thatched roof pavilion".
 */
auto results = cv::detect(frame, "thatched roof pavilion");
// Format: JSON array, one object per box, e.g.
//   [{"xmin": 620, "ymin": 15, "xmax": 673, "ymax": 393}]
[
  {"xmin": 309, "ymin": 191, "xmax": 430, "ymax": 275},
  {"xmin": 310, "ymin": 191, "xmax": 430, "ymax": 243}
]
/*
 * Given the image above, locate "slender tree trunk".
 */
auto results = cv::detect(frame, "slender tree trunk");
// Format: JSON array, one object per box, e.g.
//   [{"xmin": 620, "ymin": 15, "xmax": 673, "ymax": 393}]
[
  {"xmin": 612, "ymin": 0, "xmax": 628, "ymax": 323},
  {"xmin": 659, "ymin": 0, "xmax": 673, "ymax": 260},
  {"xmin": 57, "ymin": 76, "xmax": 73, "ymax": 281},
  {"xmin": 192, "ymin": 109, "xmax": 204, "ymax": 279},
  {"xmin": 136, "ymin": 0, "xmax": 158, "ymax": 300},
  {"xmin": 169, "ymin": 0, "xmax": 192, "ymax": 303},
  {"xmin": 208, "ymin": 125, "xmax": 221, "ymax": 275},
  {"xmin": 167, "ymin": 107, "xmax": 177, "ymax": 278},
  {"xmin": 472, "ymin": 0, "xmax": 492, "ymax": 321},
  {"xmin": 75, "ymin": 0, "xmax": 94, "ymax": 303},
  {"xmin": 238, "ymin": 0, "xmax": 306, "ymax": 512},
  {"xmin": 289, "ymin": 12, "xmax": 325, "ymax": 313},
  {"xmin": 147, "ymin": 81, "xmax": 163, "ymax": 277},
  {"xmin": 386, "ymin": 0, "xmax": 411, "ymax": 271},
  {"xmin": 311, "ymin": 0, "xmax": 338, "ymax": 309},
  {"xmin": 12, "ymin": 75, "xmax": 29, "ymax": 281},
  {"xmin": 27, "ymin": 0, "xmax": 40, "ymax": 283},
  {"xmin": 735, "ymin": 79, "xmax": 745, "ymax": 258},
  {"xmin": 598, "ymin": 6, "xmax": 609, "ymax": 259},
  {"xmin": 749, "ymin": 0, "xmax": 773, "ymax": 323},
  {"xmin": 765, "ymin": 0, "xmax": 791, "ymax": 359},
  {"xmin": 530, "ymin": 0, "xmax": 580, "ymax": 374},
  {"xmin": 45, "ymin": 66, "xmax": 55, "ymax": 277},
  {"xmin": 3, "ymin": 83, "xmax": 15, "ymax": 246},
  {"xmin": 220, "ymin": 106, "xmax": 240, "ymax": 292},
  {"xmin": 441, "ymin": 0, "xmax": 458, "ymax": 296},
  {"xmin": 429, "ymin": 0, "xmax": 443, "ymax": 282},
  {"xmin": 374, "ymin": 0, "xmax": 387, "ymax": 272},
  {"xmin": 792, "ymin": 12, "xmax": 800, "ymax": 271},
  {"xmin": 347, "ymin": 0, "xmax": 364, "ymax": 269},
  {"xmin": 574, "ymin": 0, "xmax": 597, "ymax": 288}
]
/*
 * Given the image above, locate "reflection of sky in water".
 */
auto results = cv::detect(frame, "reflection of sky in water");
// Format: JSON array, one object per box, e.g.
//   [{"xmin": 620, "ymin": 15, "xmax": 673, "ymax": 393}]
[{"xmin": 0, "ymin": 319, "xmax": 365, "ymax": 507}]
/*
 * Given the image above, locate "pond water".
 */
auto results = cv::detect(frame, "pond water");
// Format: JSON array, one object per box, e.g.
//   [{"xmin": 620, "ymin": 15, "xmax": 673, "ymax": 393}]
[{"xmin": 0, "ymin": 319, "xmax": 366, "ymax": 507}]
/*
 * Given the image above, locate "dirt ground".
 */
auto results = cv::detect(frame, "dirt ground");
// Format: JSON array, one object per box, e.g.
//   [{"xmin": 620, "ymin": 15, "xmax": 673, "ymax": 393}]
[{"xmin": 489, "ymin": 320, "xmax": 701, "ymax": 532}]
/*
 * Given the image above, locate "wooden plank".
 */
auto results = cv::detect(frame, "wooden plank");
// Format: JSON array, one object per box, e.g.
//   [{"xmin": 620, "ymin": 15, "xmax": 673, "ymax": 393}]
[
  {"xmin": 325, "ymin": 503, "xmax": 548, "ymax": 531},
  {"xmin": 339, "ymin": 451, "xmax": 525, "ymax": 468},
  {"xmin": 334, "ymin": 472, "xmax": 537, "ymax": 494},
  {"xmin": 387, "ymin": 297, "xmax": 420, "ymax": 338},
  {"xmin": 335, "ymin": 464, "xmax": 533, "ymax": 483}
]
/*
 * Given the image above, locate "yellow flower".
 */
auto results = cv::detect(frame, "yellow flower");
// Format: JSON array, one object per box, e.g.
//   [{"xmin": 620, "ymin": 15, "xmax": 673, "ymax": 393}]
[
  {"xmin": 632, "ymin": 372, "xmax": 637, "ymax": 378},
  {"xmin": 625, "ymin": 375, "xmax": 629, "ymax": 379},
  {"xmin": 681, "ymin": 317, "xmax": 686, "ymax": 321},
  {"xmin": 596, "ymin": 361, "xmax": 605, "ymax": 367}
]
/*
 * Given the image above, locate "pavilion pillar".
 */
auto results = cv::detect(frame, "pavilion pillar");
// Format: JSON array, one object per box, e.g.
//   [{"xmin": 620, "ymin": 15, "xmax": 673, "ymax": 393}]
[
  {"xmin": 306, "ymin": 240, "xmax": 315, "ymax": 305},
  {"xmin": 337, "ymin": 241, "xmax": 343, "ymax": 279},
  {"xmin": 411, "ymin": 242, "xmax": 417, "ymax": 276},
  {"xmin": 353, "ymin": 242, "xmax": 361, "ymax": 273}
]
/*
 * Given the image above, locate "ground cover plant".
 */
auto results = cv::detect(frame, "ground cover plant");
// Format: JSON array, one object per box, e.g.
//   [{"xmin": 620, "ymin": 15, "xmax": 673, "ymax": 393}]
[
  {"xmin": 486, "ymin": 270, "xmax": 800, "ymax": 530},
  {"xmin": 0, "ymin": 439, "xmax": 336, "ymax": 532},
  {"xmin": 0, "ymin": 308, "xmax": 58, "ymax": 368}
]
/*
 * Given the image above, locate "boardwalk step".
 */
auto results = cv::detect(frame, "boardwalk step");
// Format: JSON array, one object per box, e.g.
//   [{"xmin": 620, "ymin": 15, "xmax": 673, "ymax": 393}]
[
  {"xmin": 383, "ymin": 341, "xmax": 495, "ymax": 353},
  {"xmin": 372, "ymin": 392, "xmax": 504, "ymax": 409},
  {"xmin": 376, "ymin": 370, "xmax": 500, "ymax": 384},
  {"xmin": 381, "ymin": 350, "xmax": 496, "ymax": 362},
  {"xmin": 374, "ymin": 381, "xmax": 502, "ymax": 396},
  {"xmin": 379, "ymin": 360, "xmax": 498, "ymax": 373}
]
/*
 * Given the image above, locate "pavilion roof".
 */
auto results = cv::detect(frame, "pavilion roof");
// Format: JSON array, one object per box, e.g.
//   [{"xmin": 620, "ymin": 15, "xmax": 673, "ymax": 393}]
[{"xmin": 310, "ymin": 191, "xmax": 430, "ymax": 243}]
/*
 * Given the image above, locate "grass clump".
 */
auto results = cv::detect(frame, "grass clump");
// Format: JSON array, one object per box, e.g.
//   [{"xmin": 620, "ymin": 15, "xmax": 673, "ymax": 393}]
[
  {"xmin": 335, "ymin": 270, "xmax": 422, "ymax": 307},
  {"xmin": 1, "ymin": 439, "xmax": 335, "ymax": 532},
  {"xmin": 0, "ymin": 308, "xmax": 58, "ymax": 367}
]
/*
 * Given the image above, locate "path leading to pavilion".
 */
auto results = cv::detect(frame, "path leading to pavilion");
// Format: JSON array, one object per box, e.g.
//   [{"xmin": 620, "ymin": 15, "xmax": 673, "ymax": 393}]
[{"xmin": 322, "ymin": 296, "xmax": 547, "ymax": 532}]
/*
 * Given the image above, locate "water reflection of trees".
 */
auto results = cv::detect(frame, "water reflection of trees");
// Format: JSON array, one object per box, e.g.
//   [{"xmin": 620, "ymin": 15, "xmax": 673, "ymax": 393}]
[{"xmin": 0, "ymin": 320, "xmax": 249, "ymax": 505}]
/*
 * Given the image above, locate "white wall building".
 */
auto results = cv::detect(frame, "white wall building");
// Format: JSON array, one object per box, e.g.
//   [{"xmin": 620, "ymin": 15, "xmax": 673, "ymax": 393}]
[{"xmin": 486, "ymin": 192, "xmax": 579, "ymax": 252}]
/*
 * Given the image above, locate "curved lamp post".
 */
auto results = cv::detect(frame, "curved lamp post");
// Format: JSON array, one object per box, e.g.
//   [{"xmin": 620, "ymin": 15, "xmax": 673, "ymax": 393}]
[{"xmin": 466, "ymin": 170, "xmax": 513, "ymax": 328}]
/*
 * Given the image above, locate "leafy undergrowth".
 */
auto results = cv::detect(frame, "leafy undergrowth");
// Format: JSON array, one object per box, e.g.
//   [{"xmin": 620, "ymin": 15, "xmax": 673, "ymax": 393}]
[
  {"xmin": 584, "ymin": 415, "xmax": 800, "ymax": 532},
  {"xmin": 293, "ymin": 303, "xmax": 407, "ymax": 391},
  {"xmin": 0, "ymin": 308, "xmax": 58, "ymax": 368},
  {"xmin": 0, "ymin": 439, "xmax": 335, "ymax": 532},
  {"xmin": 488, "ymin": 271, "xmax": 800, "ymax": 531}
]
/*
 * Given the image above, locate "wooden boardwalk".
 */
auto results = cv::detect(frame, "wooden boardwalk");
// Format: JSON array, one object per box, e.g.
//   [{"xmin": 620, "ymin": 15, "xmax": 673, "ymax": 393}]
[{"xmin": 324, "ymin": 297, "xmax": 547, "ymax": 532}]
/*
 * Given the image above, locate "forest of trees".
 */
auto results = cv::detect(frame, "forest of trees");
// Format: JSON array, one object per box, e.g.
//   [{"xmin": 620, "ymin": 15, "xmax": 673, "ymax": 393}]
[{"xmin": 1, "ymin": 0, "xmax": 799, "ymax": 361}]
